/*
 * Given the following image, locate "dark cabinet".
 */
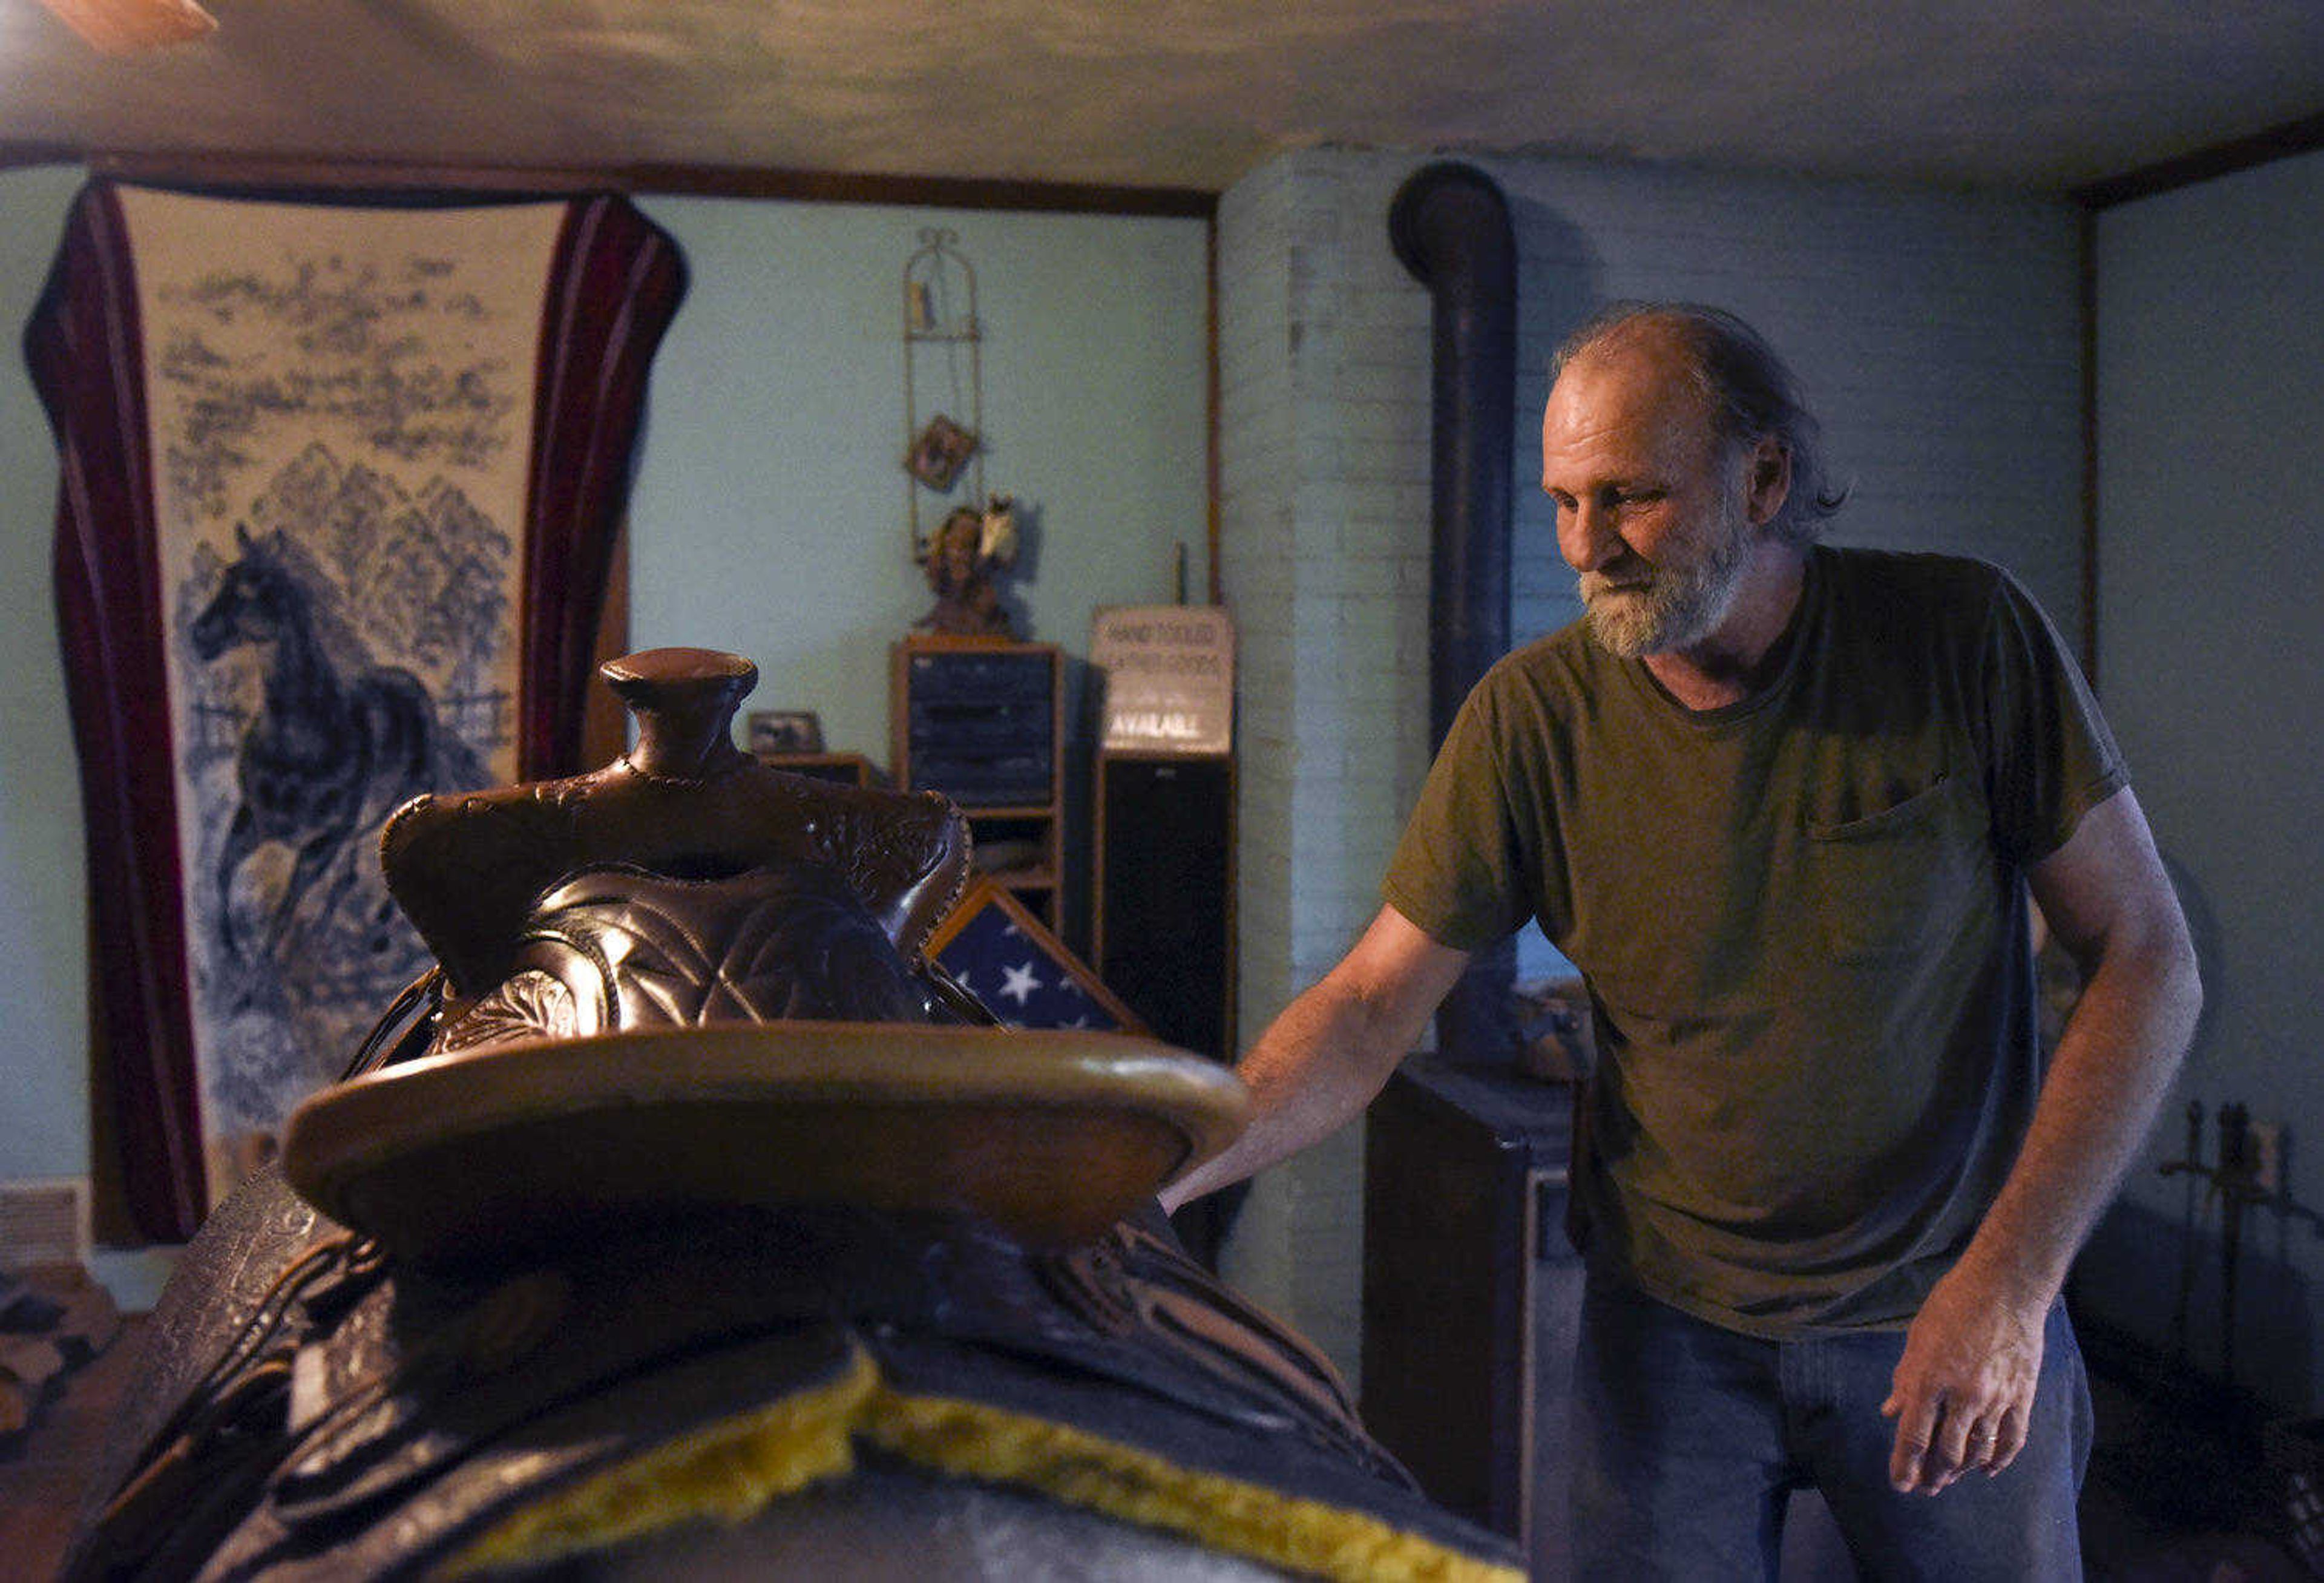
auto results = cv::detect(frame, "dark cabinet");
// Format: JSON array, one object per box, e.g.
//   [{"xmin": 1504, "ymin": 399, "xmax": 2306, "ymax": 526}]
[
  {"xmin": 1363, "ymin": 1058, "xmax": 1583, "ymax": 1579},
  {"xmin": 1091, "ymin": 750, "xmax": 1234, "ymax": 1060}
]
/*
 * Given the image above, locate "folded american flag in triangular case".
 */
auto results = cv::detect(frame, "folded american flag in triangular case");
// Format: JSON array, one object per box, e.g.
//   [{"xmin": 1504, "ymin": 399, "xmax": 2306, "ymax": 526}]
[{"xmin": 927, "ymin": 877, "xmax": 1146, "ymax": 1034}]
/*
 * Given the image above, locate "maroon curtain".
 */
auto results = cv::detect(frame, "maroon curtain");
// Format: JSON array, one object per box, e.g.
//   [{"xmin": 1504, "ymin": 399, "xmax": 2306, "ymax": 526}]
[{"xmin": 23, "ymin": 182, "xmax": 686, "ymax": 1241}]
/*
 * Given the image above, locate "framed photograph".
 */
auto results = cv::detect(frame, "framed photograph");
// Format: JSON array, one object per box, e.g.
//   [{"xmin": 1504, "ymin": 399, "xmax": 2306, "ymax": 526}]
[
  {"xmin": 747, "ymin": 709, "xmax": 824, "ymax": 755},
  {"xmin": 905, "ymin": 413, "xmax": 979, "ymax": 490},
  {"xmin": 926, "ymin": 877, "xmax": 1147, "ymax": 1034}
]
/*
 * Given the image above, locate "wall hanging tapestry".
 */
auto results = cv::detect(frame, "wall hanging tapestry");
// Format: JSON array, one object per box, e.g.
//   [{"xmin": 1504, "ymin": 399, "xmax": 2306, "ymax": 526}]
[{"xmin": 27, "ymin": 180, "xmax": 686, "ymax": 1241}]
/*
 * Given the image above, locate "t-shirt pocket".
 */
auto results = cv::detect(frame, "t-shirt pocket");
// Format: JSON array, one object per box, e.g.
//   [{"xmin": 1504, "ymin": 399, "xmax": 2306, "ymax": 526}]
[{"xmin": 1805, "ymin": 773, "xmax": 1987, "ymax": 963}]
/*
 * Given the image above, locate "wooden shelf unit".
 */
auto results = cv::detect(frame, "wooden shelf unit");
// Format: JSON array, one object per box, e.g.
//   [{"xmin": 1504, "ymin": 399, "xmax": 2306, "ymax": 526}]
[{"xmin": 890, "ymin": 638, "xmax": 1064, "ymax": 930}]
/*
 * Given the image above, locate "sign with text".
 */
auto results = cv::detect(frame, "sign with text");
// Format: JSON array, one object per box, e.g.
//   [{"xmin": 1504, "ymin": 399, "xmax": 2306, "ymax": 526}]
[{"xmin": 1091, "ymin": 605, "xmax": 1234, "ymax": 755}]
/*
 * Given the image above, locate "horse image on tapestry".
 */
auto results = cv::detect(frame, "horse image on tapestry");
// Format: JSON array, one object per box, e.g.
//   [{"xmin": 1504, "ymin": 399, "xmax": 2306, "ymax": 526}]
[{"xmin": 188, "ymin": 522, "xmax": 491, "ymax": 1000}]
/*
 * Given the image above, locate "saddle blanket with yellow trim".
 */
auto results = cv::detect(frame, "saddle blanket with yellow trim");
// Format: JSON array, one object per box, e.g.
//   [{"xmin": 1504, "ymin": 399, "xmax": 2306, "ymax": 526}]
[{"xmin": 67, "ymin": 1172, "xmax": 1522, "ymax": 1581}]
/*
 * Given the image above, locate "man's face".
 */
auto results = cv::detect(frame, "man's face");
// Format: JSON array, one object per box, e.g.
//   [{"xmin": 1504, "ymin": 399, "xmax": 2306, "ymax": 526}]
[{"xmin": 1540, "ymin": 332, "xmax": 1758, "ymax": 659}]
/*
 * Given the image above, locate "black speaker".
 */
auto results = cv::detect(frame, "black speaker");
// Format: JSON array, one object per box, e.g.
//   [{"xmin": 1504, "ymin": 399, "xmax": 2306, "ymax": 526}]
[{"xmin": 1092, "ymin": 752, "xmax": 1233, "ymax": 1059}]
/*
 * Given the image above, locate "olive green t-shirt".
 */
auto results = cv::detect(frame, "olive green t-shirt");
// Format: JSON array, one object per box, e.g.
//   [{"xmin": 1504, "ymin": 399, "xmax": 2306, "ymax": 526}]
[{"xmin": 1382, "ymin": 547, "xmax": 2128, "ymax": 1338}]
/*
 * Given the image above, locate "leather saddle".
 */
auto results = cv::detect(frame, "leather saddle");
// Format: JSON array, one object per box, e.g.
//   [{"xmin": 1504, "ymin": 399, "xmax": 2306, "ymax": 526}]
[{"xmin": 64, "ymin": 649, "xmax": 1523, "ymax": 1582}]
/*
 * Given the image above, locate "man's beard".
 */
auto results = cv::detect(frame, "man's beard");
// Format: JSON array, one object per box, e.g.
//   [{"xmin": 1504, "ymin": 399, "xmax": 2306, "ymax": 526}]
[{"xmin": 1580, "ymin": 495, "xmax": 1754, "ymax": 659}]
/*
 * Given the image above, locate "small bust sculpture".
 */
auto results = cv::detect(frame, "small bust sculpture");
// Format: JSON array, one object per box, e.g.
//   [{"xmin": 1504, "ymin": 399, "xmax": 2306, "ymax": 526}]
[{"xmin": 914, "ymin": 497, "xmax": 1018, "ymax": 638}]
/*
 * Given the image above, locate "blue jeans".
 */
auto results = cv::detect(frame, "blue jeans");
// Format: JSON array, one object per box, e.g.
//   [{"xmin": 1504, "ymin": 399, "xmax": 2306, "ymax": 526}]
[{"xmin": 1569, "ymin": 1278, "xmax": 2091, "ymax": 1581}]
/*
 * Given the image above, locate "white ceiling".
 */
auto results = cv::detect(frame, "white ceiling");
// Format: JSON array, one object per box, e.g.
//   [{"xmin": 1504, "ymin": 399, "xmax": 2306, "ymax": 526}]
[{"xmin": 3, "ymin": 0, "xmax": 2323, "ymax": 197}]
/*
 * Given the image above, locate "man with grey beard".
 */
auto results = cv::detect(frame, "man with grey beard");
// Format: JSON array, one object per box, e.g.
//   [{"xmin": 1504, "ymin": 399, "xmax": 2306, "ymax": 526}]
[{"xmin": 1163, "ymin": 303, "xmax": 2200, "ymax": 1578}]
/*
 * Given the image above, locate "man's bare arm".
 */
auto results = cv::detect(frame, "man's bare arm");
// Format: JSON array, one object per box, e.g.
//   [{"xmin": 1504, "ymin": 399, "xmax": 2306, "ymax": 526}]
[
  {"xmin": 1883, "ymin": 786, "xmax": 2201, "ymax": 1493},
  {"xmin": 1160, "ymin": 906, "xmax": 1471, "ymax": 1213}
]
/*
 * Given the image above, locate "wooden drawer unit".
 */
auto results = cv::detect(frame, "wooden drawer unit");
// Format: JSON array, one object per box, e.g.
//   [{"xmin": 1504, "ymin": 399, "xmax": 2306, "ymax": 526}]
[{"xmin": 891, "ymin": 639, "xmax": 1063, "ymax": 928}]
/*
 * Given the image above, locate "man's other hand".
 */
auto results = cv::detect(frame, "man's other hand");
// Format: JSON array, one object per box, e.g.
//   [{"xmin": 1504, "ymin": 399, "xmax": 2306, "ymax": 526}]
[{"xmin": 1879, "ymin": 1262, "xmax": 2047, "ymax": 1494}]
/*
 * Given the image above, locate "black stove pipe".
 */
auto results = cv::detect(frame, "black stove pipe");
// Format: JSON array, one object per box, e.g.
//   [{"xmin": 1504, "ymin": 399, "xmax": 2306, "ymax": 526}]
[{"xmin": 1388, "ymin": 160, "xmax": 1518, "ymax": 1067}]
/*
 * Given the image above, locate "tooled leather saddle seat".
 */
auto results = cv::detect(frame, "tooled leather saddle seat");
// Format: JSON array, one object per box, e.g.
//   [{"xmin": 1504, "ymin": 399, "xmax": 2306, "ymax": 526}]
[{"xmin": 64, "ymin": 649, "xmax": 1522, "ymax": 1582}]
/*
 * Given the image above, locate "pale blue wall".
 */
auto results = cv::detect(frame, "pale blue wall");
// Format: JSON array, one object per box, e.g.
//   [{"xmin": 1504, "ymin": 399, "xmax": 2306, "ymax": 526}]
[
  {"xmin": 2089, "ymin": 148, "xmax": 2324, "ymax": 1412},
  {"xmin": 0, "ymin": 165, "xmax": 90, "ymax": 1187},
  {"xmin": 0, "ymin": 166, "xmax": 1207, "ymax": 1216},
  {"xmin": 625, "ymin": 195, "xmax": 1209, "ymax": 758}
]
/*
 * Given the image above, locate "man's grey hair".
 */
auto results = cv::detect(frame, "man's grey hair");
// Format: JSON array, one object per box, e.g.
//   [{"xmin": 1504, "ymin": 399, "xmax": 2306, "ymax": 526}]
[{"xmin": 1550, "ymin": 302, "xmax": 1848, "ymax": 546}]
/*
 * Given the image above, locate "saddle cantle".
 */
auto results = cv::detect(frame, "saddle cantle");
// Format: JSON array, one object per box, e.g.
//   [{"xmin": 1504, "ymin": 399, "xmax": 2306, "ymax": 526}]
[{"xmin": 65, "ymin": 648, "xmax": 1525, "ymax": 1583}]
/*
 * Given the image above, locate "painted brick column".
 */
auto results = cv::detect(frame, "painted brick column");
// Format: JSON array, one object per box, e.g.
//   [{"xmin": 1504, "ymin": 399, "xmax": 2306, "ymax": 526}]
[{"xmin": 1216, "ymin": 150, "xmax": 1436, "ymax": 1374}]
